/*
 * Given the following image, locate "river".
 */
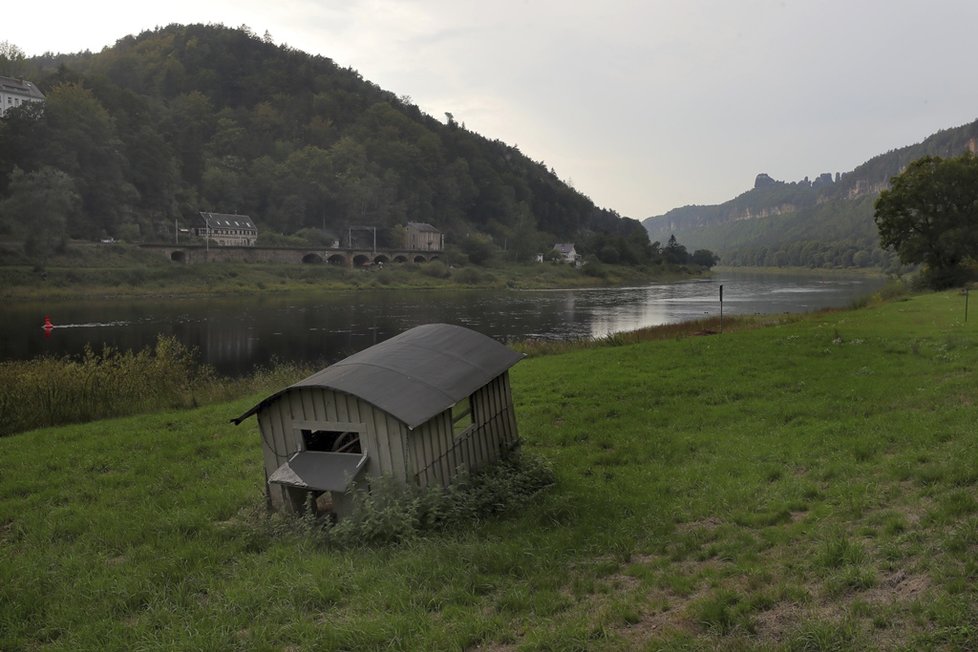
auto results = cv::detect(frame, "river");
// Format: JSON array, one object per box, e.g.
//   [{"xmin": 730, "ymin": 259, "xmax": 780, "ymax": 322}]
[{"xmin": 2, "ymin": 271, "xmax": 887, "ymax": 376}]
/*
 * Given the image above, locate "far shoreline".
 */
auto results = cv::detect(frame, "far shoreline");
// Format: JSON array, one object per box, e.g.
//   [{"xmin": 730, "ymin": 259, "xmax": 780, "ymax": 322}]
[{"xmin": 0, "ymin": 242, "xmax": 894, "ymax": 302}]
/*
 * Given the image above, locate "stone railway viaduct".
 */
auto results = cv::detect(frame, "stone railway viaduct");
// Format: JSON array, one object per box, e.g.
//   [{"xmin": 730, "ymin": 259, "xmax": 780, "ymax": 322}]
[{"xmin": 140, "ymin": 244, "xmax": 442, "ymax": 267}]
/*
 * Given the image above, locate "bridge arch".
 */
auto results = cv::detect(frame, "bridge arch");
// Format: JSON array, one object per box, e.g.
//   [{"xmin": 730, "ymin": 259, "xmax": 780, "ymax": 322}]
[
  {"xmin": 170, "ymin": 250, "xmax": 186, "ymax": 263},
  {"xmin": 302, "ymin": 253, "xmax": 324, "ymax": 264},
  {"xmin": 327, "ymin": 254, "xmax": 347, "ymax": 266},
  {"xmin": 392, "ymin": 254, "xmax": 408, "ymax": 263},
  {"xmin": 353, "ymin": 254, "xmax": 371, "ymax": 268},
  {"xmin": 373, "ymin": 254, "xmax": 390, "ymax": 265}
]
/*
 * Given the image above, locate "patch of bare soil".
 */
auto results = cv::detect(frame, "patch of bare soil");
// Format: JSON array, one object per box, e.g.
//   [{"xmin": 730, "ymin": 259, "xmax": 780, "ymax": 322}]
[
  {"xmin": 675, "ymin": 516, "xmax": 724, "ymax": 534},
  {"xmin": 863, "ymin": 569, "xmax": 931, "ymax": 605}
]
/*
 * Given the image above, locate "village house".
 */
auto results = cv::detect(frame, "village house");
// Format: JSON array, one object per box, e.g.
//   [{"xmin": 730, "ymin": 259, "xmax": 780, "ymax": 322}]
[
  {"xmin": 404, "ymin": 222, "xmax": 445, "ymax": 251},
  {"xmin": 196, "ymin": 212, "xmax": 258, "ymax": 246},
  {"xmin": 552, "ymin": 243, "xmax": 582, "ymax": 265},
  {"xmin": 232, "ymin": 323, "xmax": 524, "ymax": 517},
  {"xmin": 0, "ymin": 75, "xmax": 45, "ymax": 117}
]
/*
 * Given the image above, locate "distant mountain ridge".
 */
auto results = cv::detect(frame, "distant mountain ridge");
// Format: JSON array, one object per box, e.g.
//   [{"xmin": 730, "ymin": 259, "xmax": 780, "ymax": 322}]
[{"xmin": 644, "ymin": 120, "xmax": 978, "ymax": 269}]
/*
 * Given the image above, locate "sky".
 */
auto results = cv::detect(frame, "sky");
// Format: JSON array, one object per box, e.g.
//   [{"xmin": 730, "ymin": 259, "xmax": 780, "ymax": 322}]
[{"xmin": 7, "ymin": 0, "xmax": 978, "ymax": 219}]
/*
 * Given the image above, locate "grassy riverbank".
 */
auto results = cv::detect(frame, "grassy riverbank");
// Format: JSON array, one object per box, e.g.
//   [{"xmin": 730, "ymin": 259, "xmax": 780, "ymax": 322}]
[
  {"xmin": 0, "ymin": 242, "xmax": 702, "ymax": 300},
  {"xmin": 2, "ymin": 290, "xmax": 977, "ymax": 650}
]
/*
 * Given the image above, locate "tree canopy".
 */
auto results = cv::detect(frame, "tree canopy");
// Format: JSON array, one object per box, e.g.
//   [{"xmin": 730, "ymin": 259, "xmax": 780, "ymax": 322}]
[
  {"xmin": 0, "ymin": 23, "xmax": 669, "ymax": 266},
  {"xmin": 874, "ymin": 153, "xmax": 978, "ymax": 287}
]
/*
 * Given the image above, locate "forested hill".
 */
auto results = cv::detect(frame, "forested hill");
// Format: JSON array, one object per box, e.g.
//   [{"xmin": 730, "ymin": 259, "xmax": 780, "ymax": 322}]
[
  {"xmin": 0, "ymin": 23, "xmax": 643, "ymax": 258},
  {"xmin": 643, "ymin": 119, "xmax": 978, "ymax": 269}
]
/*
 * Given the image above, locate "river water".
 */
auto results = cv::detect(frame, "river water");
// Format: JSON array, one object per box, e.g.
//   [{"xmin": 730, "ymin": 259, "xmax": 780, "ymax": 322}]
[{"xmin": 2, "ymin": 271, "xmax": 886, "ymax": 376}]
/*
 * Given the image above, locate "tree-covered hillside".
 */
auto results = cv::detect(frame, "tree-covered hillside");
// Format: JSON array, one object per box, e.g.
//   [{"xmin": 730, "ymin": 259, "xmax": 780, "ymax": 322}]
[
  {"xmin": 0, "ymin": 24, "xmax": 650, "ymax": 262},
  {"xmin": 644, "ymin": 119, "xmax": 978, "ymax": 269}
]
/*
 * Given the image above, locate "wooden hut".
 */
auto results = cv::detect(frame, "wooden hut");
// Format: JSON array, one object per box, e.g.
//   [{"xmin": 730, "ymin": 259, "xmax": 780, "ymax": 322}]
[{"xmin": 232, "ymin": 324, "xmax": 524, "ymax": 516}]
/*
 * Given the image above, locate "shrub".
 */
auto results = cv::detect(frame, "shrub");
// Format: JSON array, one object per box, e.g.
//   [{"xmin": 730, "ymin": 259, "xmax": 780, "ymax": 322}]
[
  {"xmin": 0, "ymin": 336, "xmax": 213, "ymax": 436},
  {"xmin": 582, "ymin": 260, "xmax": 607, "ymax": 278},
  {"xmin": 452, "ymin": 267, "xmax": 483, "ymax": 285},
  {"xmin": 420, "ymin": 260, "xmax": 450, "ymax": 279},
  {"xmin": 292, "ymin": 452, "xmax": 556, "ymax": 547}
]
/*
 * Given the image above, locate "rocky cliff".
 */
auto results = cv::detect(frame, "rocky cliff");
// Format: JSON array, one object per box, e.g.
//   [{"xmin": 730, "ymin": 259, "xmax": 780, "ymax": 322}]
[{"xmin": 643, "ymin": 117, "xmax": 978, "ymax": 269}]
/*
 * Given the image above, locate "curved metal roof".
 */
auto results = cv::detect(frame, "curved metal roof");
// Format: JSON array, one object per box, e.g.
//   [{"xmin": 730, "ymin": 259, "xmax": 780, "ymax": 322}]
[{"xmin": 233, "ymin": 323, "xmax": 523, "ymax": 429}]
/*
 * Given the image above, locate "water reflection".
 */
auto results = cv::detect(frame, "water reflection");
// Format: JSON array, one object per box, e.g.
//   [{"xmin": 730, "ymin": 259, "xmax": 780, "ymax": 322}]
[{"xmin": 1, "ymin": 272, "xmax": 886, "ymax": 376}]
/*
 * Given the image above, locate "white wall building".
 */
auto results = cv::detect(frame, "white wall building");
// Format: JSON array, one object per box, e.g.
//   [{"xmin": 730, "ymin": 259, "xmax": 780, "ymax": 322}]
[
  {"xmin": 0, "ymin": 76, "xmax": 45, "ymax": 117},
  {"xmin": 552, "ymin": 243, "xmax": 582, "ymax": 265}
]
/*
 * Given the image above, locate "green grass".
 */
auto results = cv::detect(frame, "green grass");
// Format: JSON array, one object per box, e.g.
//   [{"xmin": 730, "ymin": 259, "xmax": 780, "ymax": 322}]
[{"xmin": 2, "ymin": 290, "xmax": 977, "ymax": 649}]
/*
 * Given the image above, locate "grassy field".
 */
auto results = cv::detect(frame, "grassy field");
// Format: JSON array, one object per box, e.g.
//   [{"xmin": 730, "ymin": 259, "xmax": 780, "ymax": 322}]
[{"xmin": 1, "ymin": 290, "xmax": 976, "ymax": 650}]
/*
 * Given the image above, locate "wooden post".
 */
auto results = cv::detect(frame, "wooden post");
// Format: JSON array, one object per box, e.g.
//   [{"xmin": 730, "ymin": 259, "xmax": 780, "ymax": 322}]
[{"xmin": 719, "ymin": 284, "xmax": 724, "ymax": 333}]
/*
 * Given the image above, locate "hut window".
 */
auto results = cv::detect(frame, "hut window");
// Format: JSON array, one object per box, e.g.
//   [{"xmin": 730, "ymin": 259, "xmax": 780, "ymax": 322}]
[
  {"xmin": 301, "ymin": 428, "xmax": 362, "ymax": 454},
  {"xmin": 452, "ymin": 399, "xmax": 473, "ymax": 435}
]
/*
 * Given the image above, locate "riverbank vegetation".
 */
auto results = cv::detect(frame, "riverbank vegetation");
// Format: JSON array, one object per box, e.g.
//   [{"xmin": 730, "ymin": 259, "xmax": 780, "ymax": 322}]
[
  {"xmin": 0, "ymin": 336, "xmax": 312, "ymax": 437},
  {"xmin": 0, "ymin": 311, "xmax": 775, "ymax": 438},
  {"xmin": 3, "ymin": 288, "xmax": 977, "ymax": 649},
  {"xmin": 0, "ymin": 240, "xmax": 714, "ymax": 300}
]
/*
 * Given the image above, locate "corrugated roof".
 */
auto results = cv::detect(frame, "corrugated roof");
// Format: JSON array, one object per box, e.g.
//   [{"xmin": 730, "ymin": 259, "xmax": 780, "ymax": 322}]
[{"xmin": 233, "ymin": 323, "xmax": 524, "ymax": 429}]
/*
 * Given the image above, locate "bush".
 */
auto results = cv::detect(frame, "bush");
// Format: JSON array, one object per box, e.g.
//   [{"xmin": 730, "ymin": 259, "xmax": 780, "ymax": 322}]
[
  {"xmin": 0, "ymin": 336, "xmax": 214, "ymax": 436},
  {"xmin": 452, "ymin": 267, "xmax": 483, "ymax": 285},
  {"xmin": 582, "ymin": 260, "xmax": 607, "ymax": 278},
  {"xmin": 461, "ymin": 234, "xmax": 496, "ymax": 265},
  {"xmin": 0, "ymin": 339, "xmax": 315, "ymax": 437},
  {"xmin": 286, "ymin": 452, "xmax": 556, "ymax": 547},
  {"xmin": 420, "ymin": 260, "xmax": 450, "ymax": 279}
]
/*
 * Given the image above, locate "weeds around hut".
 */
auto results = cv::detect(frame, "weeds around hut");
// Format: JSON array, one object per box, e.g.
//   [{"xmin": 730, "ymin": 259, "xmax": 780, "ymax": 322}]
[{"xmin": 258, "ymin": 451, "xmax": 556, "ymax": 548}]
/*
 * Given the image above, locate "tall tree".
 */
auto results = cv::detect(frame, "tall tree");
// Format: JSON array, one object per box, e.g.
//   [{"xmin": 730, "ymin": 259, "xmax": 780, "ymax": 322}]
[
  {"xmin": 0, "ymin": 166, "xmax": 79, "ymax": 260},
  {"xmin": 0, "ymin": 41, "xmax": 27, "ymax": 77},
  {"xmin": 874, "ymin": 153, "xmax": 978, "ymax": 287},
  {"xmin": 41, "ymin": 83, "xmax": 139, "ymax": 237}
]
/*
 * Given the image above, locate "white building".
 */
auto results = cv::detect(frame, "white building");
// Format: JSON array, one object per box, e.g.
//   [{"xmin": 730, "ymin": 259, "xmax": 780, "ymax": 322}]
[
  {"xmin": 0, "ymin": 76, "xmax": 45, "ymax": 117},
  {"xmin": 552, "ymin": 243, "xmax": 582, "ymax": 265}
]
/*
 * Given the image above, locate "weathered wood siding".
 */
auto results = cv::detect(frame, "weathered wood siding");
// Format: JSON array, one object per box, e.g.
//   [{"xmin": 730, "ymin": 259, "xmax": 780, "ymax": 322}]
[
  {"xmin": 256, "ymin": 372, "xmax": 520, "ymax": 507},
  {"xmin": 256, "ymin": 387, "xmax": 409, "ymax": 511},
  {"xmin": 412, "ymin": 372, "xmax": 520, "ymax": 488}
]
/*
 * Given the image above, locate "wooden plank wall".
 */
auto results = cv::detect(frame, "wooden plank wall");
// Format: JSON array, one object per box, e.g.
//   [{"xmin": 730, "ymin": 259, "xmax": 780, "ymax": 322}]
[
  {"xmin": 410, "ymin": 412, "xmax": 454, "ymax": 489},
  {"xmin": 411, "ymin": 372, "xmax": 520, "ymax": 488},
  {"xmin": 256, "ymin": 373, "xmax": 519, "ymax": 502},
  {"xmin": 256, "ymin": 388, "xmax": 411, "ymax": 508}
]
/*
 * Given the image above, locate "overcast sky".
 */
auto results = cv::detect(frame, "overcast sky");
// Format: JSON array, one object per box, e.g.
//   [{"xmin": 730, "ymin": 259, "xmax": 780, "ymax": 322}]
[{"xmin": 7, "ymin": 0, "xmax": 978, "ymax": 218}]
